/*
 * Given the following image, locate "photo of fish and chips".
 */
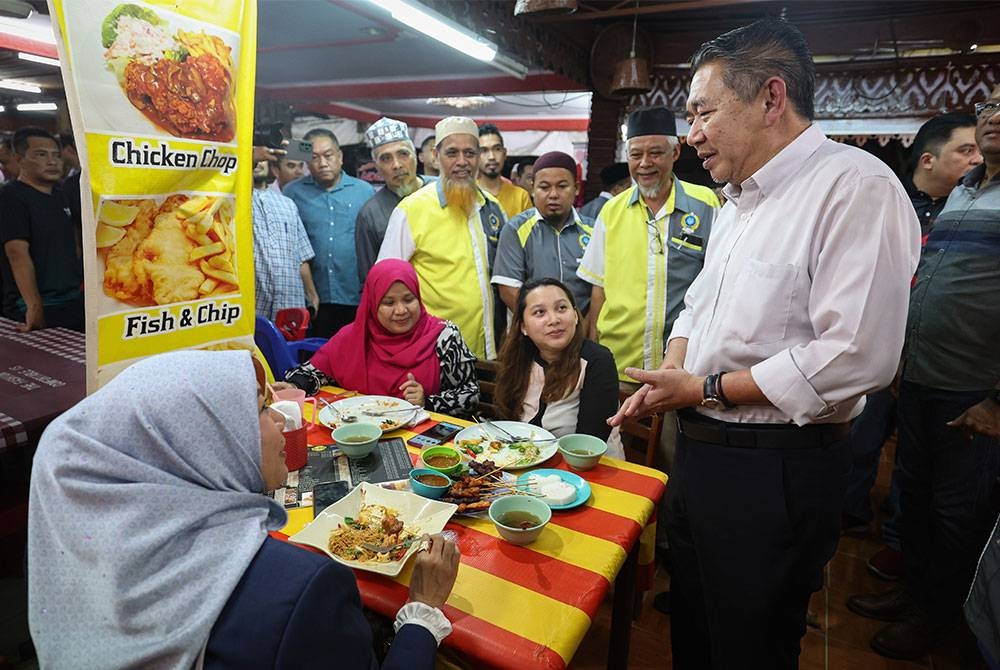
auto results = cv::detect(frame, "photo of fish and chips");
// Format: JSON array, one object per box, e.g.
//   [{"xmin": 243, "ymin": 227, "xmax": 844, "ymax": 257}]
[
  {"xmin": 96, "ymin": 194, "xmax": 238, "ymax": 307},
  {"xmin": 101, "ymin": 3, "xmax": 236, "ymax": 142}
]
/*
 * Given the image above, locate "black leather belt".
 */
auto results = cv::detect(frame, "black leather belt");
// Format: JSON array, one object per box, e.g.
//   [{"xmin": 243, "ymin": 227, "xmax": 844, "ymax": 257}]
[{"xmin": 676, "ymin": 408, "xmax": 849, "ymax": 449}]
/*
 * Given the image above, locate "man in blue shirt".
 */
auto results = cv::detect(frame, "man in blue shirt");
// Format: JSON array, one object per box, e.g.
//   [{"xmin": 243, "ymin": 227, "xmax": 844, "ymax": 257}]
[{"xmin": 283, "ymin": 128, "xmax": 374, "ymax": 337}]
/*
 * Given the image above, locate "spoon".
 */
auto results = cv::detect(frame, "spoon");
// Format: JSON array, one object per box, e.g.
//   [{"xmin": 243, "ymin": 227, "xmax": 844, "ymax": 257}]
[{"xmin": 317, "ymin": 396, "xmax": 357, "ymax": 424}]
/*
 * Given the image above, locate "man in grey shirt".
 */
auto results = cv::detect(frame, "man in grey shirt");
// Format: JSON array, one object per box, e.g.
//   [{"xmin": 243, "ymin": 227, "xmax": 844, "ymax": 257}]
[
  {"xmin": 355, "ymin": 117, "xmax": 434, "ymax": 281},
  {"xmin": 492, "ymin": 151, "xmax": 594, "ymax": 313}
]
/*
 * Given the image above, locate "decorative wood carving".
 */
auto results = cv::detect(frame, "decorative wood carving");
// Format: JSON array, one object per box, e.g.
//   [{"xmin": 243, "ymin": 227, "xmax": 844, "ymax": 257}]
[{"xmin": 633, "ymin": 59, "xmax": 1000, "ymax": 121}]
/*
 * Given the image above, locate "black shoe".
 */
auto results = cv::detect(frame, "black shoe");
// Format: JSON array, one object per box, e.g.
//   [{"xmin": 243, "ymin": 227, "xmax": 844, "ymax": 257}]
[
  {"xmin": 652, "ymin": 591, "xmax": 670, "ymax": 614},
  {"xmin": 871, "ymin": 619, "xmax": 934, "ymax": 660},
  {"xmin": 842, "ymin": 513, "xmax": 870, "ymax": 537},
  {"xmin": 846, "ymin": 588, "xmax": 914, "ymax": 622}
]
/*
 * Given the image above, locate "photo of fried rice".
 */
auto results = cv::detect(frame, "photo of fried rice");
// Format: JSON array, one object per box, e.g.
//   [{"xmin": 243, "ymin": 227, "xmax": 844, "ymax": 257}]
[
  {"xmin": 101, "ymin": 3, "xmax": 236, "ymax": 142},
  {"xmin": 96, "ymin": 194, "xmax": 238, "ymax": 306}
]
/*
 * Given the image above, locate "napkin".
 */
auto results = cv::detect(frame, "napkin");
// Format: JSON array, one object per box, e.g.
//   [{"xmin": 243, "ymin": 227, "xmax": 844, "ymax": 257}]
[{"xmin": 270, "ymin": 400, "xmax": 301, "ymax": 430}]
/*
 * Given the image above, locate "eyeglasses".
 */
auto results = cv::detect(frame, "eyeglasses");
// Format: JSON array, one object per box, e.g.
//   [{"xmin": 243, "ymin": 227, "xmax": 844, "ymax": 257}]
[
  {"xmin": 975, "ymin": 101, "xmax": 1000, "ymax": 120},
  {"xmin": 647, "ymin": 219, "xmax": 664, "ymax": 255}
]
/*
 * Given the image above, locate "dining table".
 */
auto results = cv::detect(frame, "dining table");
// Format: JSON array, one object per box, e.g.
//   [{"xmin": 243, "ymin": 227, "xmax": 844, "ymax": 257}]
[
  {"xmin": 0, "ymin": 317, "xmax": 86, "ymax": 453},
  {"xmin": 274, "ymin": 387, "xmax": 667, "ymax": 670}
]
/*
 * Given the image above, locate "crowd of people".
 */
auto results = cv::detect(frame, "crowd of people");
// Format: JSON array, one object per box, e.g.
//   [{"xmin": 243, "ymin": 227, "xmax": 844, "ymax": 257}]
[{"xmin": 9, "ymin": 13, "xmax": 1000, "ymax": 670}]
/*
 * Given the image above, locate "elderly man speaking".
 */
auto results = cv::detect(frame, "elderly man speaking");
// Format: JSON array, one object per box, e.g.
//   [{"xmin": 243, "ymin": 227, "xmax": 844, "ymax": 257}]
[
  {"xmin": 611, "ymin": 18, "xmax": 920, "ymax": 669},
  {"xmin": 378, "ymin": 116, "xmax": 506, "ymax": 360}
]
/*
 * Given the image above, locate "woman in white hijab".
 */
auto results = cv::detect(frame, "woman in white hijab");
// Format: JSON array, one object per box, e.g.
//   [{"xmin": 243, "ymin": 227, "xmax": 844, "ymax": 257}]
[{"xmin": 28, "ymin": 350, "xmax": 459, "ymax": 669}]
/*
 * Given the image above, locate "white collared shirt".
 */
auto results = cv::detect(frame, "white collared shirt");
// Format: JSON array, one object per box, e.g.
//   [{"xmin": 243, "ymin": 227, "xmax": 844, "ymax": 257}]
[{"xmin": 670, "ymin": 124, "xmax": 920, "ymax": 425}]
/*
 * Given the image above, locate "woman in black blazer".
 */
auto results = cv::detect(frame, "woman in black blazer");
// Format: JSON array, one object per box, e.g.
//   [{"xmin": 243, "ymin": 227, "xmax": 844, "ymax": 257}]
[{"xmin": 28, "ymin": 350, "xmax": 459, "ymax": 669}]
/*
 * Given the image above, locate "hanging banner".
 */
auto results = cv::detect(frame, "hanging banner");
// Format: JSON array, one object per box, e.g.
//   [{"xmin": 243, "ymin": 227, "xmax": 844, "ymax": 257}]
[{"xmin": 48, "ymin": 0, "xmax": 256, "ymax": 391}]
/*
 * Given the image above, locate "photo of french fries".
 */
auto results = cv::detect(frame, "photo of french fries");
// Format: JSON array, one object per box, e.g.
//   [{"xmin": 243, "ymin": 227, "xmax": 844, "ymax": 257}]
[{"xmin": 96, "ymin": 193, "xmax": 238, "ymax": 306}]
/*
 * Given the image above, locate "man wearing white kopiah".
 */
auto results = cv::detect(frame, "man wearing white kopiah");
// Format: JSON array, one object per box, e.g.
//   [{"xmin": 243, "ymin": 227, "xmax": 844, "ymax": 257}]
[
  {"xmin": 609, "ymin": 18, "xmax": 920, "ymax": 669},
  {"xmin": 355, "ymin": 117, "xmax": 434, "ymax": 281},
  {"xmin": 377, "ymin": 116, "xmax": 506, "ymax": 360}
]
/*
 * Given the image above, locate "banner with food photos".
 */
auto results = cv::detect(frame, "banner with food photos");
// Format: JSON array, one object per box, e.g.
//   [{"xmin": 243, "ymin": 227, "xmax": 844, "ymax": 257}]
[{"xmin": 48, "ymin": 0, "xmax": 256, "ymax": 390}]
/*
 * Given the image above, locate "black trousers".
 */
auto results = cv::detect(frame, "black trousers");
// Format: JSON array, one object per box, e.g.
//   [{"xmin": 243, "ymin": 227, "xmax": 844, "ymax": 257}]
[
  {"xmin": 666, "ymin": 427, "xmax": 850, "ymax": 669},
  {"xmin": 897, "ymin": 380, "xmax": 1000, "ymax": 628},
  {"xmin": 309, "ymin": 303, "xmax": 357, "ymax": 339}
]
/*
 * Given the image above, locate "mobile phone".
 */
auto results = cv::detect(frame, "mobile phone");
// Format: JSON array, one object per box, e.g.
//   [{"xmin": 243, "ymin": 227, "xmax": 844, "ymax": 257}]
[
  {"xmin": 283, "ymin": 138, "xmax": 313, "ymax": 163},
  {"xmin": 312, "ymin": 480, "xmax": 350, "ymax": 517},
  {"xmin": 407, "ymin": 421, "xmax": 463, "ymax": 448}
]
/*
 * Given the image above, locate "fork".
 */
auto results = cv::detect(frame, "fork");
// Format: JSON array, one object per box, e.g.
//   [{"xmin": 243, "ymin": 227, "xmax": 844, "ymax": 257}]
[{"xmin": 473, "ymin": 415, "xmax": 557, "ymax": 444}]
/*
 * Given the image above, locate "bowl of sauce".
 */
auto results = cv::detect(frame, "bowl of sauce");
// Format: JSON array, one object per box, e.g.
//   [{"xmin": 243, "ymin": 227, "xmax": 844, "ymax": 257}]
[
  {"xmin": 557, "ymin": 433, "xmax": 608, "ymax": 471},
  {"xmin": 488, "ymin": 494, "xmax": 551, "ymax": 545},
  {"xmin": 420, "ymin": 445, "xmax": 464, "ymax": 476},
  {"xmin": 331, "ymin": 422, "xmax": 382, "ymax": 459},
  {"xmin": 409, "ymin": 468, "xmax": 452, "ymax": 499}
]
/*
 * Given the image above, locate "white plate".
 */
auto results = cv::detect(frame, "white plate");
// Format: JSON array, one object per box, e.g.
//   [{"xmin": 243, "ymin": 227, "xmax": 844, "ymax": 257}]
[
  {"xmin": 288, "ymin": 482, "xmax": 457, "ymax": 576},
  {"xmin": 453, "ymin": 421, "xmax": 558, "ymax": 470},
  {"xmin": 318, "ymin": 395, "xmax": 430, "ymax": 432}
]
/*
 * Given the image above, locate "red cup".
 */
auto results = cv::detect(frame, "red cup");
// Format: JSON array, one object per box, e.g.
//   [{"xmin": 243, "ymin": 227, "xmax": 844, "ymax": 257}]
[{"xmin": 283, "ymin": 425, "xmax": 308, "ymax": 471}]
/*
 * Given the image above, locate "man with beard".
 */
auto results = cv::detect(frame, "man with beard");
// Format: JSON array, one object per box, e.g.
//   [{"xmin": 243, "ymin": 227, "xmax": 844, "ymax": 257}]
[
  {"xmin": 378, "ymin": 116, "xmax": 506, "ymax": 360},
  {"xmin": 355, "ymin": 117, "xmax": 434, "ymax": 281},
  {"xmin": 283, "ymin": 128, "xmax": 374, "ymax": 337},
  {"xmin": 578, "ymin": 106, "xmax": 719, "ymax": 381},
  {"xmin": 477, "ymin": 123, "xmax": 531, "ymax": 219},
  {"xmin": 492, "ymin": 151, "xmax": 595, "ymax": 313},
  {"xmin": 251, "ymin": 159, "xmax": 318, "ymax": 321}
]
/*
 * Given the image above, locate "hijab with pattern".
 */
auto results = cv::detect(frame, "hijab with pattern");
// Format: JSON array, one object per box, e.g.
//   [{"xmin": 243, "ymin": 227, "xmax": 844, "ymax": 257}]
[{"xmin": 28, "ymin": 350, "xmax": 287, "ymax": 669}]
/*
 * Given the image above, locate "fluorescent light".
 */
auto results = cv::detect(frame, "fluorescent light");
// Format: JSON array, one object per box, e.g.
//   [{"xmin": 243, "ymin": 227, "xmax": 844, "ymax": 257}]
[
  {"xmin": 366, "ymin": 0, "xmax": 497, "ymax": 62},
  {"xmin": 18, "ymin": 52, "xmax": 60, "ymax": 67},
  {"xmin": 0, "ymin": 17, "xmax": 57, "ymax": 45},
  {"xmin": 0, "ymin": 106, "xmax": 5, "ymax": 113},
  {"xmin": 16, "ymin": 102, "xmax": 57, "ymax": 111},
  {"xmin": 0, "ymin": 79, "xmax": 41, "ymax": 93}
]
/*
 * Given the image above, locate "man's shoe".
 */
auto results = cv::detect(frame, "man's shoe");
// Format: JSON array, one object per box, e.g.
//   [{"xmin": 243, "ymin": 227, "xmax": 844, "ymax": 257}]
[
  {"xmin": 870, "ymin": 619, "xmax": 934, "ymax": 660},
  {"xmin": 867, "ymin": 546, "xmax": 902, "ymax": 581},
  {"xmin": 846, "ymin": 588, "xmax": 913, "ymax": 622},
  {"xmin": 841, "ymin": 513, "xmax": 870, "ymax": 537}
]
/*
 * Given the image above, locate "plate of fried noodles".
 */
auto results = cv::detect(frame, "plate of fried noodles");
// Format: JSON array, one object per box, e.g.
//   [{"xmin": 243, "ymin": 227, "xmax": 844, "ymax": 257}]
[{"xmin": 289, "ymin": 482, "xmax": 457, "ymax": 576}]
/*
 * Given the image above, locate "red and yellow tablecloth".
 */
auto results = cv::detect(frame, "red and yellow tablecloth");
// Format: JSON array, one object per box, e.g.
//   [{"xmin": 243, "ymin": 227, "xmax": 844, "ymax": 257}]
[{"xmin": 278, "ymin": 388, "xmax": 666, "ymax": 670}]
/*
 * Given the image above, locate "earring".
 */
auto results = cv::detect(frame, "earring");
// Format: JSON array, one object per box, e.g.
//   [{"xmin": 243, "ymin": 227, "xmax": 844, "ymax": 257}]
[{"xmin": 521, "ymin": 330, "xmax": 527, "ymax": 336}]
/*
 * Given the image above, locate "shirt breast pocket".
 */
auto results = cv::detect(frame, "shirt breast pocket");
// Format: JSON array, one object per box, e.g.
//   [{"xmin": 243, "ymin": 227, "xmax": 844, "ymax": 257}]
[{"xmin": 732, "ymin": 258, "xmax": 799, "ymax": 345}]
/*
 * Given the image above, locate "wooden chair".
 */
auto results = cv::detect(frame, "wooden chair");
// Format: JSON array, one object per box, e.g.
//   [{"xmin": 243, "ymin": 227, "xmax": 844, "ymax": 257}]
[
  {"xmin": 473, "ymin": 359, "xmax": 501, "ymax": 419},
  {"xmin": 617, "ymin": 388, "xmax": 664, "ymax": 467}
]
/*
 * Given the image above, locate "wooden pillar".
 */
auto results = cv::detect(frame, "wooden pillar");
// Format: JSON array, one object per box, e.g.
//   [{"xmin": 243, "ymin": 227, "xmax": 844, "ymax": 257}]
[{"xmin": 584, "ymin": 94, "xmax": 623, "ymax": 201}]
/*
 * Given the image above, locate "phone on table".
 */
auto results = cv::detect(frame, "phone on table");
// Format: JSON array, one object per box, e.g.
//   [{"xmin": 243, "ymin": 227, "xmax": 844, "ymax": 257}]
[
  {"xmin": 407, "ymin": 421, "xmax": 463, "ymax": 448},
  {"xmin": 312, "ymin": 480, "xmax": 350, "ymax": 518},
  {"xmin": 283, "ymin": 138, "xmax": 313, "ymax": 163}
]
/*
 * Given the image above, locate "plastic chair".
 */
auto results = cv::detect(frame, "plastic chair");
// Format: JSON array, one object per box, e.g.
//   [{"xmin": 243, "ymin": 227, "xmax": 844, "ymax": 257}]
[
  {"xmin": 254, "ymin": 316, "xmax": 326, "ymax": 380},
  {"xmin": 275, "ymin": 307, "xmax": 310, "ymax": 341}
]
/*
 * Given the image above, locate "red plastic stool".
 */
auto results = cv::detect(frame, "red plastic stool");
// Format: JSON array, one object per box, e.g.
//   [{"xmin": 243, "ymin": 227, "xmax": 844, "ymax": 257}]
[{"xmin": 275, "ymin": 308, "xmax": 310, "ymax": 341}]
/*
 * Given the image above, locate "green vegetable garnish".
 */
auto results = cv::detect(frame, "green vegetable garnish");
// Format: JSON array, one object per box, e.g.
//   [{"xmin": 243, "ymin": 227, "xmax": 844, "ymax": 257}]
[{"xmin": 101, "ymin": 3, "xmax": 164, "ymax": 48}]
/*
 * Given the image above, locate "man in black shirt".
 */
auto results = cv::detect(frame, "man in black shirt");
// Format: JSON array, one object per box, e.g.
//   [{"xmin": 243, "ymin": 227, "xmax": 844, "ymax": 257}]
[{"xmin": 0, "ymin": 127, "xmax": 83, "ymax": 332}]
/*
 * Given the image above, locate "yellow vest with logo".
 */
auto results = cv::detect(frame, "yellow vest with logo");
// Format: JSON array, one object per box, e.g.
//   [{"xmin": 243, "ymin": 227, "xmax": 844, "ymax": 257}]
[
  {"xmin": 596, "ymin": 180, "xmax": 718, "ymax": 379},
  {"xmin": 397, "ymin": 183, "xmax": 495, "ymax": 359}
]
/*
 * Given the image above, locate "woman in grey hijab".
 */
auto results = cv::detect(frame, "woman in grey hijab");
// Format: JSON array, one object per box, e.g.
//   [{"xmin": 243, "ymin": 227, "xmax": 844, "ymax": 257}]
[{"xmin": 28, "ymin": 350, "xmax": 459, "ymax": 669}]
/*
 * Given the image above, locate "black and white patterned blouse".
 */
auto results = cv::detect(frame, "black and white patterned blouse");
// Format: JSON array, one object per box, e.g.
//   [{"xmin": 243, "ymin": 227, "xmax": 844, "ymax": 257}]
[{"xmin": 284, "ymin": 320, "xmax": 479, "ymax": 417}]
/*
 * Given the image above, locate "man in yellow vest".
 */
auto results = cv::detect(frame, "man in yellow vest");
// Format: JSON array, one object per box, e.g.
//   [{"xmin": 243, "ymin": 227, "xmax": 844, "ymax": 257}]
[
  {"xmin": 578, "ymin": 106, "xmax": 720, "ymax": 382},
  {"xmin": 378, "ymin": 116, "xmax": 506, "ymax": 360}
]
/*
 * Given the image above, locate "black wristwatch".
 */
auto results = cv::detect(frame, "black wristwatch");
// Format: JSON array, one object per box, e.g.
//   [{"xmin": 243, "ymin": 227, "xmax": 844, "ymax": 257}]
[{"xmin": 701, "ymin": 372, "xmax": 735, "ymax": 410}]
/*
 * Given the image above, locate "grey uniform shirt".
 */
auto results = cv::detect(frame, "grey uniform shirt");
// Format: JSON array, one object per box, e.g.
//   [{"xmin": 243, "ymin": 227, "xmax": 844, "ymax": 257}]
[{"xmin": 491, "ymin": 207, "xmax": 595, "ymax": 313}]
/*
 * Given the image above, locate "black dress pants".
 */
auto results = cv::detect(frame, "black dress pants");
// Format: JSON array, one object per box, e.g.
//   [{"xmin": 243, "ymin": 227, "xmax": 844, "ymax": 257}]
[
  {"xmin": 666, "ymin": 429, "xmax": 850, "ymax": 669},
  {"xmin": 896, "ymin": 380, "xmax": 1000, "ymax": 628}
]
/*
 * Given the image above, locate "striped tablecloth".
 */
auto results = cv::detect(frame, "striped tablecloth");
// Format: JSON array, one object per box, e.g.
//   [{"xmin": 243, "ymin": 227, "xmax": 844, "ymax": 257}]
[
  {"xmin": 0, "ymin": 318, "xmax": 85, "ymax": 450},
  {"xmin": 277, "ymin": 388, "xmax": 666, "ymax": 670}
]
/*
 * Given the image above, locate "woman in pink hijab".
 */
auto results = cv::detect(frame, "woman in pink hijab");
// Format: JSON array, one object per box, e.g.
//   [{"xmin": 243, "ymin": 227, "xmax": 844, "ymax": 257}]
[{"xmin": 282, "ymin": 259, "xmax": 478, "ymax": 415}]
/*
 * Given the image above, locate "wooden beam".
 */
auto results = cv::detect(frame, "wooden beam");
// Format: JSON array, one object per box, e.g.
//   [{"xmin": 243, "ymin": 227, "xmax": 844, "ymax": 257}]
[{"xmin": 538, "ymin": 0, "xmax": 763, "ymax": 22}]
